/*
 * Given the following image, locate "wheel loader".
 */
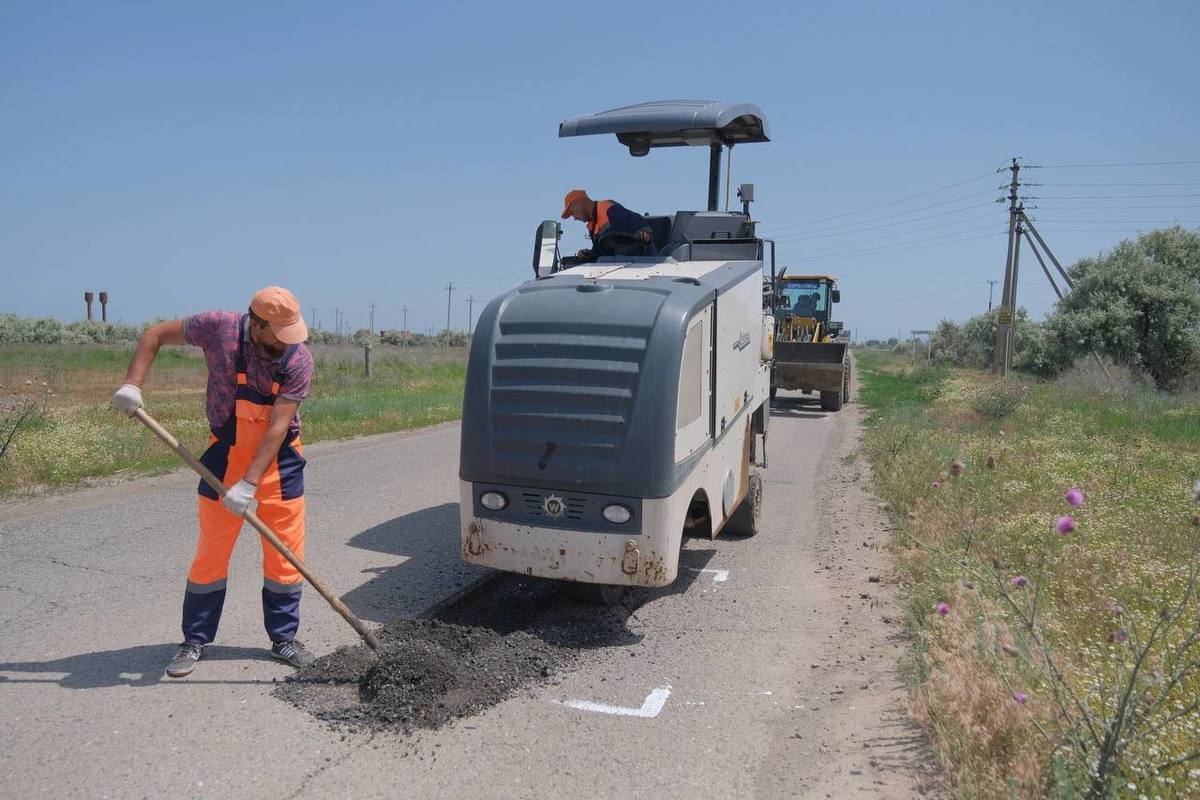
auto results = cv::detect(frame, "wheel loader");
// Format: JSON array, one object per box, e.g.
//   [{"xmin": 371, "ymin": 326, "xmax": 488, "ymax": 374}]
[{"xmin": 770, "ymin": 273, "xmax": 850, "ymax": 411}]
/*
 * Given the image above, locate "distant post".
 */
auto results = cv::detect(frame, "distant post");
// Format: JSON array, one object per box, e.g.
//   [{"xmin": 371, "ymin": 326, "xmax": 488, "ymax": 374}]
[{"xmin": 364, "ymin": 344, "xmax": 372, "ymax": 378}]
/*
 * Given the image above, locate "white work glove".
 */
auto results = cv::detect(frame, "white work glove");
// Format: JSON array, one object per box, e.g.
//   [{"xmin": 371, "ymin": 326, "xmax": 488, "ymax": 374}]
[
  {"xmin": 112, "ymin": 383, "xmax": 144, "ymax": 416},
  {"xmin": 223, "ymin": 479, "xmax": 258, "ymax": 516}
]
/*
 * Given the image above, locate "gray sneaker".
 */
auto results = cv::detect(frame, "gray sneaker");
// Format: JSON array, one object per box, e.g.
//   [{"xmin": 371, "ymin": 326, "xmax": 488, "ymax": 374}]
[
  {"xmin": 270, "ymin": 639, "xmax": 315, "ymax": 668},
  {"xmin": 165, "ymin": 641, "xmax": 206, "ymax": 678}
]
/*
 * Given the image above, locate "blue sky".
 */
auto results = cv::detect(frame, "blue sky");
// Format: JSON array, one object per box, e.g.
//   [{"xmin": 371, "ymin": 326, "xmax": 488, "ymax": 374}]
[{"xmin": 3, "ymin": 1, "xmax": 1198, "ymax": 340}]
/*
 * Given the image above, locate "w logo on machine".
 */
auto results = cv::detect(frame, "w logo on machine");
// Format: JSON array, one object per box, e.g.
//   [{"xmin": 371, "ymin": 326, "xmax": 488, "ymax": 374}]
[{"xmin": 543, "ymin": 494, "xmax": 566, "ymax": 518}]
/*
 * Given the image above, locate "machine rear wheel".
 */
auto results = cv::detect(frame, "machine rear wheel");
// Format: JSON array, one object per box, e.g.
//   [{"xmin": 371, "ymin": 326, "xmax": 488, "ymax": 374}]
[
  {"xmin": 565, "ymin": 582, "xmax": 627, "ymax": 605},
  {"xmin": 724, "ymin": 470, "xmax": 763, "ymax": 537}
]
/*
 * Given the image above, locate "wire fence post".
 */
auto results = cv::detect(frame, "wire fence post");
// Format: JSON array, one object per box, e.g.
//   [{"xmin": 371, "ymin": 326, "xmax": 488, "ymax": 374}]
[{"xmin": 363, "ymin": 343, "xmax": 372, "ymax": 378}]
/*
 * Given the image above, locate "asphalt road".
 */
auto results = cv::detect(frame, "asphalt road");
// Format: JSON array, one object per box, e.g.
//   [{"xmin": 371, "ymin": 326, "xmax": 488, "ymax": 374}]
[{"xmin": 0, "ymin": 388, "xmax": 933, "ymax": 799}]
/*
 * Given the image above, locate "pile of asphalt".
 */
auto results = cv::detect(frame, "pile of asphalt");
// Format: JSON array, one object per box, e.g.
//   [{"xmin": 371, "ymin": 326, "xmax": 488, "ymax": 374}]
[
  {"xmin": 275, "ymin": 615, "xmax": 564, "ymax": 733},
  {"xmin": 276, "ymin": 573, "xmax": 666, "ymax": 733}
]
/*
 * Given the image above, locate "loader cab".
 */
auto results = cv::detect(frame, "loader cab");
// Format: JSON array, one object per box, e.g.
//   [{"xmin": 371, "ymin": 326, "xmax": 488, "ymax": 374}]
[{"xmin": 775, "ymin": 275, "xmax": 843, "ymax": 343}]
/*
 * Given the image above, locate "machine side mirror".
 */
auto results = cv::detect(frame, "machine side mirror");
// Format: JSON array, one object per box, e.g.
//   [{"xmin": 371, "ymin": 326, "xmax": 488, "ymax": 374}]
[
  {"xmin": 831, "ymin": 288, "xmax": 841, "ymax": 303},
  {"xmin": 532, "ymin": 220, "xmax": 561, "ymax": 279}
]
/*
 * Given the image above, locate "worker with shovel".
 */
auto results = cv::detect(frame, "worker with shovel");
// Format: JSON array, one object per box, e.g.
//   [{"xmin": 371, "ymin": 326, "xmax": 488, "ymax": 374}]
[{"xmin": 112, "ymin": 287, "xmax": 317, "ymax": 677}]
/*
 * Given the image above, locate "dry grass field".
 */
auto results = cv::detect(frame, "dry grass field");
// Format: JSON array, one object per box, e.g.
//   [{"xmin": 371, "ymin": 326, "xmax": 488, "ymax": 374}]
[{"xmin": 0, "ymin": 343, "xmax": 467, "ymax": 494}]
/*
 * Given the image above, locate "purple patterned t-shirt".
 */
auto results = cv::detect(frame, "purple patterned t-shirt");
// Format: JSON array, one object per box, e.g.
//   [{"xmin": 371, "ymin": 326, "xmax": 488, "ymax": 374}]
[{"xmin": 183, "ymin": 311, "xmax": 314, "ymax": 435}]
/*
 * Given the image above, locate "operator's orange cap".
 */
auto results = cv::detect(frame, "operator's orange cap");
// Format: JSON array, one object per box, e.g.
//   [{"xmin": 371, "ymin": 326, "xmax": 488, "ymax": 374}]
[
  {"xmin": 250, "ymin": 286, "xmax": 308, "ymax": 344},
  {"xmin": 561, "ymin": 189, "xmax": 588, "ymax": 219}
]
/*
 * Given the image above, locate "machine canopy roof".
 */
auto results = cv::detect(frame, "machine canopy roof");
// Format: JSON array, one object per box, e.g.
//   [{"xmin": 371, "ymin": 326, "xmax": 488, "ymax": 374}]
[{"xmin": 559, "ymin": 100, "xmax": 769, "ymax": 155}]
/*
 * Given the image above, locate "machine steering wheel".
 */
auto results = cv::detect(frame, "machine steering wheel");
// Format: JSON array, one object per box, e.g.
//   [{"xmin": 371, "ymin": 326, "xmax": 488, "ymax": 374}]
[{"xmin": 594, "ymin": 230, "xmax": 651, "ymax": 257}]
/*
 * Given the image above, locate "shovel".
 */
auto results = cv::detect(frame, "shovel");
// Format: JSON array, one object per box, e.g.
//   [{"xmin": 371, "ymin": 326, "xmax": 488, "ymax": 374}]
[{"xmin": 132, "ymin": 408, "xmax": 381, "ymax": 651}]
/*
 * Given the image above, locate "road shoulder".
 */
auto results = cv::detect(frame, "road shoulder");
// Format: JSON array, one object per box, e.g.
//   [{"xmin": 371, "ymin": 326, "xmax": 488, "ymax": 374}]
[{"xmin": 759, "ymin": 374, "xmax": 941, "ymax": 797}]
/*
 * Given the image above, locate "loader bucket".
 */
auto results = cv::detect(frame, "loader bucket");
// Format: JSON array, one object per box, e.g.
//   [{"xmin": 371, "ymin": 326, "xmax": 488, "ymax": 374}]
[{"xmin": 773, "ymin": 341, "xmax": 848, "ymax": 392}]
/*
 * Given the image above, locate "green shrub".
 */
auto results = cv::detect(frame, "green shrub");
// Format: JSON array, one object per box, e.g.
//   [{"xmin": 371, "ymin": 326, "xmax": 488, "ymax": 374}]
[{"xmin": 967, "ymin": 378, "xmax": 1029, "ymax": 419}]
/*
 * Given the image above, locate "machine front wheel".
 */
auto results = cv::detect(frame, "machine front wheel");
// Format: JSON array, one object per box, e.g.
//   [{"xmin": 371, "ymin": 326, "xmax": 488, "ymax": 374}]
[
  {"xmin": 820, "ymin": 361, "xmax": 849, "ymax": 411},
  {"xmin": 724, "ymin": 470, "xmax": 763, "ymax": 537}
]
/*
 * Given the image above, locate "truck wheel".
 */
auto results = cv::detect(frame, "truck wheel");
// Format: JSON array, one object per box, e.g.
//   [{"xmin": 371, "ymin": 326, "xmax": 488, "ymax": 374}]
[
  {"xmin": 565, "ymin": 582, "xmax": 626, "ymax": 606},
  {"xmin": 724, "ymin": 470, "xmax": 763, "ymax": 537}
]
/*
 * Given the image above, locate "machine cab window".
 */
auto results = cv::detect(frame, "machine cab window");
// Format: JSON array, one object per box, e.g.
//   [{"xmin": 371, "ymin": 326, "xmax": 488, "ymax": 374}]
[{"xmin": 778, "ymin": 280, "xmax": 828, "ymax": 318}]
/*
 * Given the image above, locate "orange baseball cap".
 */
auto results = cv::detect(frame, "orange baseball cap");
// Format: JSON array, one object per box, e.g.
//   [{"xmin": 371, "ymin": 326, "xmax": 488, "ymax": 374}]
[
  {"xmin": 250, "ymin": 286, "xmax": 308, "ymax": 344},
  {"xmin": 561, "ymin": 189, "xmax": 587, "ymax": 219}
]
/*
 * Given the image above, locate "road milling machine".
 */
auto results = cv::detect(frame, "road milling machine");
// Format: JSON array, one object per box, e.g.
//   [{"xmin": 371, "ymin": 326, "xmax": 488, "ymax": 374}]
[
  {"xmin": 458, "ymin": 100, "xmax": 776, "ymax": 603},
  {"xmin": 770, "ymin": 273, "xmax": 850, "ymax": 411}
]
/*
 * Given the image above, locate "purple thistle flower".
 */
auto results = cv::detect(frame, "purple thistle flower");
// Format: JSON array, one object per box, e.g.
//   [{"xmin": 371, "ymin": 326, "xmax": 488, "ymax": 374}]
[
  {"xmin": 1115, "ymin": 629, "xmax": 1128, "ymax": 643},
  {"xmin": 935, "ymin": 602, "xmax": 950, "ymax": 616},
  {"xmin": 1056, "ymin": 515, "xmax": 1076, "ymax": 535},
  {"xmin": 1065, "ymin": 487, "xmax": 1084, "ymax": 508},
  {"xmin": 1013, "ymin": 691, "xmax": 1028, "ymax": 705},
  {"xmin": 1012, "ymin": 575, "xmax": 1028, "ymax": 587}
]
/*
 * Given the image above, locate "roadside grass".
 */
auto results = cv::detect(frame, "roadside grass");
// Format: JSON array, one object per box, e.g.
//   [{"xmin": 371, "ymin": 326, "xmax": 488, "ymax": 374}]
[
  {"xmin": 0, "ymin": 344, "xmax": 467, "ymax": 495},
  {"xmin": 855, "ymin": 350, "xmax": 1200, "ymax": 798}
]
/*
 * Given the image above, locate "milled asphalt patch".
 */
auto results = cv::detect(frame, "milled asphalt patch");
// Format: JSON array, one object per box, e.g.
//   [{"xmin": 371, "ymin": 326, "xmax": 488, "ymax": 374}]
[
  {"xmin": 274, "ymin": 574, "xmax": 652, "ymax": 733},
  {"xmin": 275, "ymin": 617, "xmax": 564, "ymax": 733}
]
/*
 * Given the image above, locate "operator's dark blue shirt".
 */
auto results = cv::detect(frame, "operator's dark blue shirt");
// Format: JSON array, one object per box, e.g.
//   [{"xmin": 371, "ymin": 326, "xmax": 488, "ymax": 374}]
[{"xmin": 587, "ymin": 200, "xmax": 658, "ymax": 257}]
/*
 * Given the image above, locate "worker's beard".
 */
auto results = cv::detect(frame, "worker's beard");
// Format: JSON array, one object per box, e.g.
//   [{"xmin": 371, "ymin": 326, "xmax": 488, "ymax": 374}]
[{"xmin": 250, "ymin": 329, "xmax": 287, "ymax": 358}]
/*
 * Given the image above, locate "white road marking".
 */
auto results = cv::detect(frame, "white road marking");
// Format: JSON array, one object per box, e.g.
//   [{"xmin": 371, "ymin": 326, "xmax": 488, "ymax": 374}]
[
  {"xmin": 687, "ymin": 567, "xmax": 730, "ymax": 583},
  {"xmin": 559, "ymin": 686, "xmax": 672, "ymax": 718}
]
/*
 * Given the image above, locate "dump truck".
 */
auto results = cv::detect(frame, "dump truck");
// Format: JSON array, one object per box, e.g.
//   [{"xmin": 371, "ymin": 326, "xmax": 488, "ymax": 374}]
[
  {"xmin": 458, "ymin": 100, "xmax": 775, "ymax": 603},
  {"xmin": 770, "ymin": 273, "xmax": 850, "ymax": 411}
]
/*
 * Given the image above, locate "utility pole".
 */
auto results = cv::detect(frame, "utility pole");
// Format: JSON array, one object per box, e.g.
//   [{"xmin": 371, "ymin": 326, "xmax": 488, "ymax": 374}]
[
  {"xmin": 445, "ymin": 282, "xmax": 455, "ymax": 334},
  {"xmin": 368, "ymin": 302, "xmax": 376, "ymax": 335},
  {"xmin": 986, "ymin": 280, "xmax": 998, "ymax": 312},
  {"xmin": 991, "ymin": 158, "xmax": 1021, "ymax": 375},
  {"xmin": 334, "ymin": 309, "xmax": 343, "ymax": 338},
  {"xmin": 311, "ymin": 307, "xmax": 318, "ymax": 331},
  {"xmin": 402, "ymin": 306, "xmax": 409, "ymax": 343},
  {"xmin": 466, "ymin": 294, "xmax": 476, "ymax": 335}
]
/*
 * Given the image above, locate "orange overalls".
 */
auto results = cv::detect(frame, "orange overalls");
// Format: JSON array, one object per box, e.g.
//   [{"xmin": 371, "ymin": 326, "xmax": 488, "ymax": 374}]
[{"xmin": 182, "ymin": 320, "xmax": 307, "ymax": 644}]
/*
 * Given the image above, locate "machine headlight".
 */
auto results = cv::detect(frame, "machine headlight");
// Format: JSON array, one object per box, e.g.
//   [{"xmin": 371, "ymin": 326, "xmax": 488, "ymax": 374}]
[
  {"xmin": 602, "ymin": 504, "xmax": 632, "ymax": 525},
  {"xmin": 479, "ymin": 491, "xmax": 508, "ymax": 511}
]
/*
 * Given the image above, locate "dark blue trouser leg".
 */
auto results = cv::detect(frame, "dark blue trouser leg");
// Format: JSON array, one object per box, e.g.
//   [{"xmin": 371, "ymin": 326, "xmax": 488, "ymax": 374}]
[
  {"xmin": 182, "ymin": 585, "xmax": 227, "ymax": 644},
  {"xmin": 262, "ymin": 585, "xmax": 302, "ymax": 642}
]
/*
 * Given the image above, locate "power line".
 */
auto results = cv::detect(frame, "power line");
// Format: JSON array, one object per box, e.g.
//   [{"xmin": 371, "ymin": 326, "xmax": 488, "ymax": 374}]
[
  {"xmin": 755, "ymin": 169, "xmax": 998, "ymax": 230},
  {"xmin": 1026, "ymin": 160, "xmax": 1200, "ymax": 169},
  {"xmin": 778, "ymin": 230, "xmax": 1007, "ymax": 262},
  {"xmin": 1035, "ymin": 181, "xmax": 1200, "ymax": 187},
  {"xmin": 855, "ymin": 280, "xmax": 990, "ymax": 308},
  {"xmin": 1026, "ymin": 204, "xmax": 1200, "ymax": 211},
  {"xmin": 1032, "ymin": 193, "xmax": 1200, "ymax": 200},
  {"xmin": 780, "ymin": 221, "xmax": 1003, "ymax": 256},
  {"xmin": 1033, "ymin": 226, "xmax": 1200, "ymax": 233},
  {"xmin": 762, "ymin": 189, "xmax": 1000, "ymax": 235},
  {"xmin": 771, "ymin": 201, "xmax": 998, "ymax": 242},
  {"xmin": 1025, "ymin": 218, "xmax": 1200, "ymax": 224},
  {"xmin": 770, "ymin": 210, "xmax": 997, "ymax": 248}
]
